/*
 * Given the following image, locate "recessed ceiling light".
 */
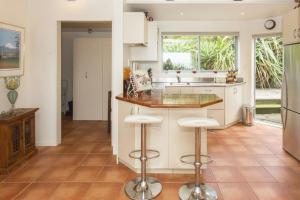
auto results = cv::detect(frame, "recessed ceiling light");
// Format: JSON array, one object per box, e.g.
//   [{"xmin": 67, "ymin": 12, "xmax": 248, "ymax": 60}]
[
  {"xmin": 180, "ymin": 12, "xmax": 184, "ymax": 16},
  {"xmin": 241, "ymin": 12, "xmax": 245, "ymax": 16}
]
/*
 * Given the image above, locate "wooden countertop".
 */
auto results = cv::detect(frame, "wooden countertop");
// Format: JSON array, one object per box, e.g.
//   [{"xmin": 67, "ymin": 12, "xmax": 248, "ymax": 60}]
[
  {"xmin": 116, "ymin": 91, "xmax": 223, "ymax": 108},
  {"xmin": 0, "ymin": 108, "xmax": 39, "ymax": 123}
]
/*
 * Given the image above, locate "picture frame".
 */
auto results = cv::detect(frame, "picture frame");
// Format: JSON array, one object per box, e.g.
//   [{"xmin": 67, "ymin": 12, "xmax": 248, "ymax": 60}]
[{"xmin": 0, "ymin": 22, "xmax": 25, "ymax": 77}]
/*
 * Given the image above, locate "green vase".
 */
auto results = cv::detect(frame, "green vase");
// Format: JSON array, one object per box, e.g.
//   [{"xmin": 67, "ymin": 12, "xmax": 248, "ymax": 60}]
[{"xmin": 7, "ymin": 90, "xmax": 18, "ymax": 110}]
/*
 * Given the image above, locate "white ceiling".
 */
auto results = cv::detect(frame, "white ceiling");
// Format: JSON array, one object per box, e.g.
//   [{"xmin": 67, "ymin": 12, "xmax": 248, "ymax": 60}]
[
  {"xmin": 127, "ymin": 1, "xmax": 296, "ymax": 20},
  {"xmin": 126, "ymin": 0, "xmax": 296, "ymax": 4}
]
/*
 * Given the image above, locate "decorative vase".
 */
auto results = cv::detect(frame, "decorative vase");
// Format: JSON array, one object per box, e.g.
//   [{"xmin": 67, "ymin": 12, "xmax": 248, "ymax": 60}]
[{"xmin": 4, "ymin": 76, "xmax": 20, "ymax": 111}]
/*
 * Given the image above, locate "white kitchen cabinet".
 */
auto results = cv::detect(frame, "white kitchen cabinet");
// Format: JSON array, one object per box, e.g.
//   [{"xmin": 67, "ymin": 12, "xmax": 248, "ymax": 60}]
[
  {"xmin": 135, "ymin": 106, "xmax": 169, "ymax": 169},
  {"xmin": 169, "ymin": 108, "xmax": 207, "ymax": 169},
  {"xmin": 165, "ymin": 84, "xmax": 244, "ymax": 129},
  {"xmin": 283, "ymin": 8, "xmax": 300, "ymax": 45},
  {"xmin": 118, "ymin": 101, "xmax": 136, "ymax": 167},
  {"xmin": 192, "ymin": 87, "xmax": 225, "ymax": 110},
  {"xmin": 165, "ymin": 86, "xmax": 181, "ymax": 94},
  {"xmin": 123, "ymin": 12, "xmax": 148, "ymax": 46},
  {"xmin": 130, "ymin": 22, "xmax": 158, "ymax": 61},
  {"xmin": 207, "ymin": 110, "xmax": 225, "ymax": 127},
  {"xmin": 225, "ymin": 86, "xmax": 243, "ymax": 125}
]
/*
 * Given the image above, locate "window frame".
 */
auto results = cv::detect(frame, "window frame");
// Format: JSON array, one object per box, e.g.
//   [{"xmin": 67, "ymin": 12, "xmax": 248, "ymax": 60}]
[{"xmin": 161, "ymin": 32, "xmax": 240, "ymax": 73}]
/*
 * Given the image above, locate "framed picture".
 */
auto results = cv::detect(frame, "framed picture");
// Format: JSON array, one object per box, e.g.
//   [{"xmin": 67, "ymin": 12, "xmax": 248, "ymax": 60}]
[
  {"xmin": 0, "ymin": 22, "xmax": 25, "ymax": 77},
  {"xmin": 133, "ymin": 70, "xmax": 152, "ymax": 92}
]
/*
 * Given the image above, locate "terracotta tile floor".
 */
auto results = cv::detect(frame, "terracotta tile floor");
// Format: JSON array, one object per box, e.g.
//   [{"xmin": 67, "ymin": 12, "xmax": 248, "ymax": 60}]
[{"xmin": 1, "ymin": 120, "xmax": 300, "ymax": 200}]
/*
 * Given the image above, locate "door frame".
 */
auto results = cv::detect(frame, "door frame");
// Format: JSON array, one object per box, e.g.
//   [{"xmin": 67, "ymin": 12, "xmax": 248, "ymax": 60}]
[{"xmin": 252, "ymin": 33, "xmax": 283, "ymax": 124}]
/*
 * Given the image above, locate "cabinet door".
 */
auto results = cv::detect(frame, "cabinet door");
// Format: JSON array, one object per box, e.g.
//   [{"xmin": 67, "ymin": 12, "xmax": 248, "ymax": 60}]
[
  {"xmin": 124, "ymin": 12, "xmax": 148, "ymax": 45},
  {"xmin": 24, "ymin": 117, "xmax": 35, "ymax": 153},
  {"xmin": 180, "ymin": 87, "xmax": 194, "ymax": 94},
  {"xmin": 164, "ymin": 86, "xmax": 180, "ymax": 94},
  {"xmin": 169, "ymin": 108, "xmax": 207, "ymax": 169},
  {"xmin": 207, "ymin": 110, "xmax": 225, "ymax": 128},
  {"xmin": 283, "ymin": 8, "xmax": 300, "ymax": 45},
  {"xmin": 7, "ymin": 122, "xmax": 23, "ymax": 165},
  {"xmin": 130, "ymin": 22, "xmax": 158, "ymax": 61},
  {"xmin": 135, "ymin": 106, "xmax": 169, "ymax": 169},
  {"xmin": 118, "ymin": 101, "xmax": 136, "ymax": 167},
  {"xmin": 225, "ymin": 86, "xmax": 243, "ymax": 125}
]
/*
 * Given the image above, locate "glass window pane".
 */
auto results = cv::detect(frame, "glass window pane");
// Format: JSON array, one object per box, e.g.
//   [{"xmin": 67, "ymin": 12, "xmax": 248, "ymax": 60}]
[
  {"xmin": 200, "ymin": 35, "xmax": 237, "ymax": 71},
  {"xmin": 162, "ymin": 35, "xmax": 199, "ymax": 71}
]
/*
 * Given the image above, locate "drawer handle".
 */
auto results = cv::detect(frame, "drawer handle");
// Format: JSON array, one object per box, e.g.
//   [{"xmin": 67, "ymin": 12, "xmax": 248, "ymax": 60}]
[{"xmin": 294, "ymin": 29, "xmax": 297, "ymax": 39}]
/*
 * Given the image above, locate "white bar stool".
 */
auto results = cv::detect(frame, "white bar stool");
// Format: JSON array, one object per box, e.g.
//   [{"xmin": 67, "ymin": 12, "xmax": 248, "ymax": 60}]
[
  {"xmin": 177, "ymin": 117, "xmax": 219, "ymax": 200},
  {"xmin": 124, "ymin": 114, "xmax": 163, "ymax": 200}
]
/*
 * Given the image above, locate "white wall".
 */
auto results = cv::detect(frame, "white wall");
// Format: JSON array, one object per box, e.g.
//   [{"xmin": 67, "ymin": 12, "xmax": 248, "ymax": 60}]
[
  {"xmin": 61, "ymin": 31, "xmax": 112, "ymax": 113},
  {"xmin": 27, "ymin": 0, "xmax": 115, "ymax": 146},
  {"xmin": 0, "ymin": 0, "xmax": 30, "ymax": 112},
  {"xmin": 138, "ymin": 17, "xmax": 282, "ymax": 106}
]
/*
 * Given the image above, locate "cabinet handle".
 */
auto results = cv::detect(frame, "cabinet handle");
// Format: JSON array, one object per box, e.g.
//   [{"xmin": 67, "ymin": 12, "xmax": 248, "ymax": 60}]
[
  {"xmin": 298, "ymin": 28, "xmax": 300, "ymax": 38},
  {"xmin": 294, "ymin": 29, "xmax": 297, "ymax": 39}
]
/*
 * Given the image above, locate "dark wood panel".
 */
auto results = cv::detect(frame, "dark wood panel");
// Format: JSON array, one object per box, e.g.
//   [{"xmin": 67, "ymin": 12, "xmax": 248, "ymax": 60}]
[{"xmin": 0, "ymin": 108, "xmax": 39, "ymax": 174}]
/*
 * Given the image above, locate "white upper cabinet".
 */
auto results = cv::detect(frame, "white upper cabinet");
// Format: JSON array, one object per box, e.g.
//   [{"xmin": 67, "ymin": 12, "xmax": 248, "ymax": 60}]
[
  {"xmin": 283, "ymin": 8, "xmax": 300, "ymax": 45},
  {"xmin": 123, "ymin": 12, "xmax": 148, "ymax": 46},
  {"xmin": 130, "ymin": 22, "xmax": 159, "ymax": 61}
]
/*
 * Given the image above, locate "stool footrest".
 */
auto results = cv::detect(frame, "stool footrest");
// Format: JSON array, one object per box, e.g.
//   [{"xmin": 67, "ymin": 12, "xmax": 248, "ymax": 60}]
[
  {"xmin": 129, "ymin": 149, "xmax": 160, "ymax": 160},
  {"xmin": 180, "ymin": 154, "xmax": 213, "ymax": 166}
]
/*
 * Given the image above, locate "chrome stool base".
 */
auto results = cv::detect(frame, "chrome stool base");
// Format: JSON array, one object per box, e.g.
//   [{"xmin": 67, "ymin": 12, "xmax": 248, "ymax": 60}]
[
  {"xmin": 179, "ymin": 183, "xmax": 218, "ymax": 200},
  {"xmin": 125, "ymin": 177, "xmax": 162, "ymax": 200}
]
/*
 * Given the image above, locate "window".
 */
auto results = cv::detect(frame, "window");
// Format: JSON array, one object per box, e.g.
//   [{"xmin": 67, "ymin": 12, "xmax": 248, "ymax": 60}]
[{"xmin": 162, "ymin": 34, "xmax": 238, "ymax": 71}]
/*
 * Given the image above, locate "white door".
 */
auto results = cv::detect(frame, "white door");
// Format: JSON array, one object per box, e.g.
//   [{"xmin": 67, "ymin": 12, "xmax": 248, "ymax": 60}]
[{"xmin": 73, "ymin": 38, "xmax": 102, "ymax": 120}]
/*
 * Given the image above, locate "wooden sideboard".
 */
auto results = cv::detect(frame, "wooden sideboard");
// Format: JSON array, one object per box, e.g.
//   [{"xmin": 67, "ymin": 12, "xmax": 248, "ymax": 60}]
[{"xmin": 0, "ymin": 108, "xmax": 39, "ymax": 174}]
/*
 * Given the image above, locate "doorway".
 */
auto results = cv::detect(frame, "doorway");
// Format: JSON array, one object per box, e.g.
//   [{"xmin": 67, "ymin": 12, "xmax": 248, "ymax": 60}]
[
  {"xmin": 61, "ymin": 22, "xmax": 112, "ymax": 138},
  {"xmin": 254, "ymin": 35, "xmax": 283, "ymax": 125}
]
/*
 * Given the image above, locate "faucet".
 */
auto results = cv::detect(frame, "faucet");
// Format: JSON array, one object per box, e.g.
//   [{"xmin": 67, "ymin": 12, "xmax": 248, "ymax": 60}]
[{"xmin": 176, "ymin": 75, "xmax": 181, "ymax": 83}]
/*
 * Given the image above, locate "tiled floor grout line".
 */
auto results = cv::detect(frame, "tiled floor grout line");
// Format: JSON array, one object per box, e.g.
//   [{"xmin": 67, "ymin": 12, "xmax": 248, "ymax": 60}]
[{"xmin": 12, "ymin": 182, "xmax": 33, "ymax": 200}]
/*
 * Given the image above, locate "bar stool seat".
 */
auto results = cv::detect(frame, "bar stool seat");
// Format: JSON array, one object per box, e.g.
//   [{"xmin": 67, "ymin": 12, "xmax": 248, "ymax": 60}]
[
  {"xmin": 125, "ymin": 115, "xmax": 163, "ymax": 124},
  {"xmin": 124, "ymin": 114, "xmax": 163, "ymax": 200},
  {"xmin": 178, "ymin": 117, "xmax": 219, "ymax": 200},
  {"xmin": 178, "ymin": 117, "xmax": 219, "ymax": 128}
]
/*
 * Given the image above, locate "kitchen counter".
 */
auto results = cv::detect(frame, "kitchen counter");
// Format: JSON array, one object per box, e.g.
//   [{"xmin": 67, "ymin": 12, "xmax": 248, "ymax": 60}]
[
  {"xmin": 116, "ymin": 91, "xmax": 223, "ymax": 108},
  {"xmin": 116, "ymin": 91, "xmax": 223, "ymax": 173}
]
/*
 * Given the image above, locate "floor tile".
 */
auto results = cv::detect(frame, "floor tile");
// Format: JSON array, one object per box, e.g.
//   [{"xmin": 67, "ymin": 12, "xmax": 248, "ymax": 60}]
[
  {"xmin": 218, "ymin": 183, "xmax": 258, "ymax": 200},
  {"xmin": 233, "ymin": 156, "xmax": 261, "ymax": 167},
  {"xmin": 38, "ymin": 166, "xmax": 77, "ymax": 182},
  {"xmin": 82, "ymin": 182, "xmax": 124, "ymax": 200},
  {"xmin": 67, "ymin": 166, "xmax": 103, "ymax": 182},
  {"xmin": 48, "ymin": 183, "xmax": 91, "ymax": 200},
  {"xmin": 81, "ymin": 154, "xmax": 115, "ymax": 166},
  {"xmin": 238, "ymin": 167, "xmax": 276, "ymax": 182},
  {"xmin": 210, "ymin": 167, "xmax": 245, "ymax": 182},
  {"xmin": 97, "ymin": 166, "xmax": 135, "ymax": 183},
  {"xmin": 0, "ymin": 183, "xmax": 29, "ymax": 200},
  {"xmin": 265, "ymin": 166, "xmax": 300, "ymax": 184},
  {"xmin": 5, "ymin": 166, "xmax": 49, "ymax": 182},
  {"xmin": 249, "ymin": 182, "xmax": 287, "ymax": 200},
  {"xmin": 15, "ymin": 183, "xmax": 59, "ymax": 200}
]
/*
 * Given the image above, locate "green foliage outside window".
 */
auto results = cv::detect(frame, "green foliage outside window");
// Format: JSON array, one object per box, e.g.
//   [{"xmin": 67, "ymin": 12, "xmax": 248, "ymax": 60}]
[
  {"xmin": 255, "ymin": 36, "xmax": 283, "ymax": 89},
  {"xmin": 162, "ymin": 35, "xmax": 237, "ymax": 71}
]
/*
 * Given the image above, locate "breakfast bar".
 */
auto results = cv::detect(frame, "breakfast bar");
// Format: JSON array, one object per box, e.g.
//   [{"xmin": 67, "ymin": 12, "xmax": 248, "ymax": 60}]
[{"xmin": 116, "ymin": 91, "xmax": 223, "ymax": 173}]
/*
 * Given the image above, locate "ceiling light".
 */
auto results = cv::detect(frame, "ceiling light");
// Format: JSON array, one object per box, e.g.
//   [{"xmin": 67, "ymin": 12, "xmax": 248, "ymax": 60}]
[
  {"xmin": 241, "ymin": 12, "xmax": 245, "ymax": 16},
  {"xmin": 180, "ymin": 12, "xmax": 184, "ymax": 16}
]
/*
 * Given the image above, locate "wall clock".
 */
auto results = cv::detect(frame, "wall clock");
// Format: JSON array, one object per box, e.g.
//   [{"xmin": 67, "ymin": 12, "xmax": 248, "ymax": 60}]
[{"xmin": 264, "ymin": 19, "xmax": 276, "ymax": 30}]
